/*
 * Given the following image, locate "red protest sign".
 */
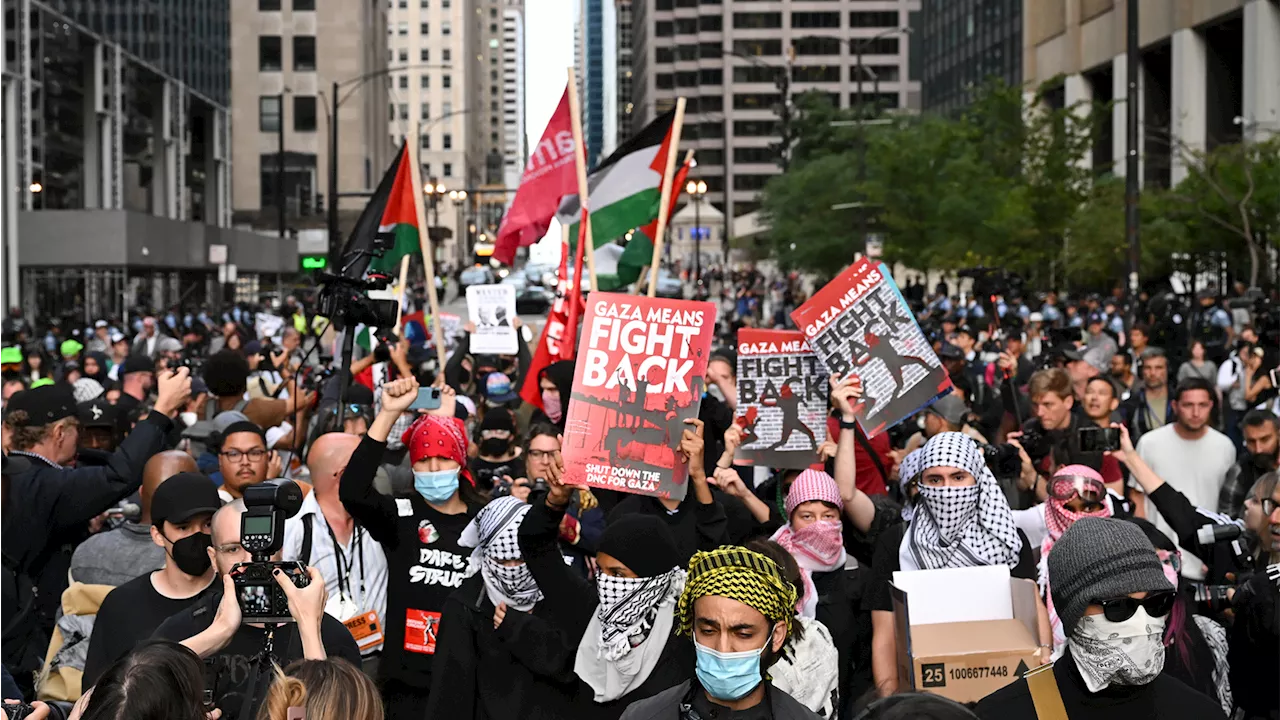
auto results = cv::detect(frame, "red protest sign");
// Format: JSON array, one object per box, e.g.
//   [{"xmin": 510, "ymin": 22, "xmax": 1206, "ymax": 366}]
[
  {"xmin": 791, "ymin": 260, "xmax": 952, "ymax": 437},
  {"xmin": 560, "ymin": 293, "xmax": 717, "ymax": 500}
]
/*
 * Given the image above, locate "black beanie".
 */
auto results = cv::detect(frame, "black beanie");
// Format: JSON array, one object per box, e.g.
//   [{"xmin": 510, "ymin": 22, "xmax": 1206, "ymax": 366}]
[{"xmin": 598, "ymin": 514, "xmax": 681, "ymax": 577}]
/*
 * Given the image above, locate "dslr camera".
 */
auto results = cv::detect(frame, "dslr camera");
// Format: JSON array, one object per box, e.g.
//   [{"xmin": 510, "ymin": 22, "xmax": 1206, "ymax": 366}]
[{"xmin": 232, "ymin": 480, "xmax": 310, "ymax": 623}]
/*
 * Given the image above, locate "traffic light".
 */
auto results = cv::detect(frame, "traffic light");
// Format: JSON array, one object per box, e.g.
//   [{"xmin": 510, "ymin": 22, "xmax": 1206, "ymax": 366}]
[
  {"xmin": 299, "ymin": 185, "xmax": 313, "ymax": 215},
  {"xmin": 315, "ymin": 192, "xmax": 325, "ymax": 215}
]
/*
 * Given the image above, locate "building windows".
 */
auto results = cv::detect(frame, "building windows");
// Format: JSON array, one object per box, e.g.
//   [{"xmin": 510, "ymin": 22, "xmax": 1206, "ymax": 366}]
[
  {"xmin": 490, "ymin": 100, "xmax": 499, "ymax": 111},
  {"xmin": 732, "ymin": 39, "xmax": 782, "ymax": 56},
  {"xmin": 792, "ymin": 65, "xmax": 840, "ymax": 82},
  {"xmin": 399, "ymin": 75, "xmax": 408, "ymax": 89},
  {"xmin": 698, "ymin": 15, "xmax": 722, "ymax": 31},
  {"xmin": 442, "ymin": 74, "xmax": 451, "ymax": 88},
  {"xmin": 699, "ymin": 68, "xmax": 722, "ymax": 85},
  {"xmin": 443, "ymin": 102, "xmax": 453, "ymax": 116},
  {"xmin": 421, "ymin": 74, "xmax": 430, "ymax": 88},
  {"xmin": 490, "ymin": 85, "xmax": 498, "ymax": 96},
  {"xmin": 734, "ymin": 147, "xmax": 774, "ymax": 164},
  {"xmin": 657, "ymin": 47, "xmax": 674, "ymax": 63},
  {"xmin": 733, "ymin": 13, "xmax": 781, "ymax": 29},
  {"xmin": 421, "ymin": 0, "xmax": 429, "ymax": 6},
  {"xmin": 259, "ymin": 36, "xmax": 282, "ymax": 71},
  {"xmin": 442, "ymin": 49, "xmax": 451, "ymax": 61},
  {"xmin": 735, "ymin": 174, "xmax": 773, "ymax": 191},
  {"xmin": 390, "ymin": 103, "xmax": 396, "ymax": 121},
  {"xmin": 421, "ymin": 133, "xmax": 431, "ymax": 149},
  {"xmin": 734, "ymin": 93, "xmax": 779, "ymax": 110},
  {"xmin": 677, "ymin": 44, "xmax": 699, "ymax": 61},
  {"xmin": 259, "ymin": 0, "xmax": 280, "ymax": 10},
  {"xmin": 398, "ymin": 23, "xmax": 409, "ymax": 36},
  {"xmin": 676, "ymin": 18, "xmax": 697, "ymax": 34},
  {"xmin": 490, "ymin": 70, "xmax": 499, "ymax": 80},
  {"xmin": 793, "ymin": 36, "xmax": 841, "ymax": 56},
  {"xmin": 491, "ymin": 7, "xmax": 498, "ymax": 16},
  {"xmin": 490, "ymin": 131, "xmax": 499, "ymax": 143},
  {"xmin": 421, "ymin": 22, "xmax": 429, "ymax": 34},
  {"xmin": 421, "ymin": 103, "xmax": 430, "ymax": 119},
  {"xmin": 656, "ymin": 21, "xmax": 674, "ymax": 36},
  {"xmin": 676, "ymin": 71, "xmax": 698, "ymax": 87},
  {"xmin": 657, "ymin": 73, "xmax": 674, "ymax": 89},
  {"xmin": 443, "ymin": 133, "xmax": 452, "ymax": 149},
  {"xmin": 294, "ymin": 96, "xmax": 317, "ymax": 131},
  {"xmin": 791, "ymin": 12, "xmax": 840, "ymax": 28},
  {"xmin": 860, "ymin": 37, "xmax": 899, "ymax": 55},
  {"xmin": 293, "ymin": 0, "xmax": 315, "ymax": 9},
  {"xmin": 260, "ymin": 96, "xmax": 281, "ymax": 131},
  {"xmin": 490, "ymin": 23, "xmax": 498, "ymax": 32},
  {"xmin": 399, "ymin": 103, "xmax": 409, "ymax": 120},
  {"xmin": 443, "ymin": 163, "xmax": 453, "ymax": 177},
  {"xmin": 422, "ymin": 163, "xmax": 431, "ymax": 177},
  {"xmin": 399, "ymin": 49, "xmax": 408, "ymax": 62},
  {"xmin": 849, "ymin": 11, "xmax": 899, "ymax": 28},
  {"xmin": 293, "ymin": 36, "xmax": 316, "ymax": 71},
  {"xmin": 733, "ymin": 66, "xmax": 776, "ymax": 83},
  {"xmin": 442, "ymin": 21, "xmax": 452, "ymax": 35},
  {"xmin": 734, "ymin": 120, "xmax": 777, "ymax": 136},
  {"xmin": 421, "ymin": 48, "xmax": 430, "ymax": 62}
]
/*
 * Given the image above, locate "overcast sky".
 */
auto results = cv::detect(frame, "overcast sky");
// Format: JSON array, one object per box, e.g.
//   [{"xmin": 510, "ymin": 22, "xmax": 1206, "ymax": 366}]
[{"xmin": 523, "ymin": 0, "xmax": 575, "ymax": 263}]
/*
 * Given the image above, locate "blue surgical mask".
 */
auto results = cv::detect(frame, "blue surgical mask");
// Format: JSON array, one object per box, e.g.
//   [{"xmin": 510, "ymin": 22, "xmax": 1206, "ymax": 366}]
[
  {"xmin": 414, "ymin": 468, "xmax": 460, "ymax": 504},
  {"xmin": 694, "ymin": 636, "xmax": 769, "ymax": 701}
]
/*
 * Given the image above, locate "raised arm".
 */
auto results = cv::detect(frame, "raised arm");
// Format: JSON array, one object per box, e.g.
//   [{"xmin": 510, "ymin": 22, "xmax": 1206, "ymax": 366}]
[
  {"xmin": 340, "ymin": 377, "xmax": 421, "ymax": 548},
  {"xmin": 831, "ymin": 374, "xmax": 875, "ymax": 533}
]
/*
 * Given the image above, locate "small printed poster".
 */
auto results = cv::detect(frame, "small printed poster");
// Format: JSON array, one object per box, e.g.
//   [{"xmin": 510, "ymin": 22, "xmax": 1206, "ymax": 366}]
[
  {"xmin": 404, "ymin": 608, "xmax": 441, "ymax": 655},
  {"xmin": 466, "ymin": 284, "xmax": 518, "ymax": 354},
  {"xmin": 560, "ymin": 293, "xmax": 717, "ymax": 500},
  {"xmin": 791, "ymin": 260, "xmax": 952, "ymax": 437},
  {"xmin": 735, "ymin": 329, "xmax": 828, "ymax": 469}
]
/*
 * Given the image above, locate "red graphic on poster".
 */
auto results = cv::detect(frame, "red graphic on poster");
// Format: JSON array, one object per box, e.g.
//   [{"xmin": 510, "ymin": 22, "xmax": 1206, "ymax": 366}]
[
  {"xmin": 560, "ymin": 293, "xmax": 717, "ymax": 501},
  {"xmin": 791, "ymin": 260, "xmax": 952, "ymax": 437},
  {"xmin": 735, "ymin": 329, "xmax": 828, "ymax": 469},
  {"xmin": 404, "ymin": 609, "xmax": 442, "ymax": 654}
]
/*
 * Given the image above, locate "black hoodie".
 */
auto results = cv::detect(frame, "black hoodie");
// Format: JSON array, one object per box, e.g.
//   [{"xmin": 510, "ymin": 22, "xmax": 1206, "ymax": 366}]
[{"xmin": 529, "ymin": 360, "xmax": 575, "ymax": 433}]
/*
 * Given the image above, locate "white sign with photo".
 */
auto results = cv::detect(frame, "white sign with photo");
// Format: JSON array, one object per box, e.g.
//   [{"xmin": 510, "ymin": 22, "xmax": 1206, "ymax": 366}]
[{"xmin": 465, "ymin": 284, "xmax": 518, "ymax": 354}]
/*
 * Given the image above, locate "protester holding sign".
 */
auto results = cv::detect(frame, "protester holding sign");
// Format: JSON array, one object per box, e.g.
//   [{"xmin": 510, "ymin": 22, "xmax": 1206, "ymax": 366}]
[
  {"xmin": 466, "ymin": 285, "xmax": 520, "ymax": 355},
  {"xmin": 735, "ymin": 330, "xmax": 828, "ymax": 469},
  {"xmin": 518, "ymin": 452, "xmax": 693, "ymax": 719}
]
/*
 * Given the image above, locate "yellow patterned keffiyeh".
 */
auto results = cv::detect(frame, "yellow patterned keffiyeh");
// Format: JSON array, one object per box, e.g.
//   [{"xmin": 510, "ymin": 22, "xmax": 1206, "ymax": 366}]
[{"xmin": 677, "ymin": 546, "xmax": 798, "ymax": 638}]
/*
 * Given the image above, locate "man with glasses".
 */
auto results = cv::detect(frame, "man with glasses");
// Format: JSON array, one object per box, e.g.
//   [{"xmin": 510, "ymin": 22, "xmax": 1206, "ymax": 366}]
[
  {"xmin": 976, "ymin": 517, "xmax": 1226, "ymax": 719},
  {"xmin": 215, "ymin": 421, "xmax": 277, "ymax": 503}
]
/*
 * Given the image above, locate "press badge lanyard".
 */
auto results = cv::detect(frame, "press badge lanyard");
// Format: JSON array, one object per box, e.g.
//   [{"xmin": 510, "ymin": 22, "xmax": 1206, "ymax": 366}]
[{"xmin": 326, "ymin": 522, "xmax": 366, "ymax": 605}]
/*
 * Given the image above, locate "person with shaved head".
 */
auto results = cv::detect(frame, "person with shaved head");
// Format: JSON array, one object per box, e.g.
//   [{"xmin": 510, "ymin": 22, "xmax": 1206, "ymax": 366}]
[
  {"xmin": 70, "ymin": 450, "xmax": 198, "ymax": 586},
  {"xmin": 283, "ymin": 432, "xmax": 389, "ymax": 674}
]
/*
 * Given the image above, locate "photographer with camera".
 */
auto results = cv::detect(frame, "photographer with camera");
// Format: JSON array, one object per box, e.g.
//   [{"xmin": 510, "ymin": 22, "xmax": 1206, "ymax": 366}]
[
  {"xmin": 469, "ymin": 408, "xmax": 525, "ymax": 494},
  {"xmin": 282, "ymin": 433, "xmax": 389, "ymax": 673},
  {"xmin": 2, "ymin": 370, "xmax": 191, "ymax": 697},
  {"xmin": 155, "ymin": 494, "xmax": 360, "ymax": 720}
]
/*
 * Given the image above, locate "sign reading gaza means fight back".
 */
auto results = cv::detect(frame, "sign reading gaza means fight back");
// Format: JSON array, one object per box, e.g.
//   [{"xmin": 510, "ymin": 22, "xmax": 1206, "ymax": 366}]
[
  {"xmin": 790, "ymin": 259, "xmax": 952, "ymax": 438},
  {"xmin": 734, "ymin": 329, "xmax": 828, "ymax": 469},
  {"xmin": 560, "ymin": 292, "xmax": 717, "ymax": 501}
]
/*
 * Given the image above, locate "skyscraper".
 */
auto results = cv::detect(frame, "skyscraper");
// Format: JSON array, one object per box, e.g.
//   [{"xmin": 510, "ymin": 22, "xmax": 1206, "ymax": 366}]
[
  {"xmin": 630, "ymin": 0, "xmax": 920, "ymax": 235},
  {"xmin": 915, "ymin": 0, "xmax": 1020, "ymax": 115},
  {"xmin": 502, "ymin": 7, "xmax": 528, "ymax": 195},
  {"xmin": 577, "ymin": 0, "xmax": 618, "ymax": 167}
]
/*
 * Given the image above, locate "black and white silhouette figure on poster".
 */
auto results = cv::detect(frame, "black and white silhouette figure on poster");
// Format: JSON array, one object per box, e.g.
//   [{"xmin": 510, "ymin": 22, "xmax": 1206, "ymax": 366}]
[{"xmin": 761, "ymin": 383, "xmax": 818, "ymax": 451}]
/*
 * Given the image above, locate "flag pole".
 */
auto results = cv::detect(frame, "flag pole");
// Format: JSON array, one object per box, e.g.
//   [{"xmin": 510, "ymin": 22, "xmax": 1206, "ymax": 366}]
[
  {"xmin": 566, "ymin": 67, "xmax": 598, "ymax": 293},
  {"xmin": 646, "ymin": 96, "xmax": 686, "ymax": 297},
  {"xmin": 393, "ymin": 254, "xmax": 411, "ymax": 334},
  {"xmin": 633, "ymin": 149, "xmax": 695, "ymax": 295},
  {"xmin": 408, "ymin": 126, "xmax": 447, "ymax": 367},
  {"xmin": 561, "ymin": 221, "xmax": 582, "ymax": 358}
]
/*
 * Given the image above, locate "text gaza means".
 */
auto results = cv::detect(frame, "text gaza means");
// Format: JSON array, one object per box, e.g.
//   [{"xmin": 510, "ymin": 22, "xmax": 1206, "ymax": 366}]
[{"xmin": 581, "ymin": 301, "xmax": 706, "ymax": 393}]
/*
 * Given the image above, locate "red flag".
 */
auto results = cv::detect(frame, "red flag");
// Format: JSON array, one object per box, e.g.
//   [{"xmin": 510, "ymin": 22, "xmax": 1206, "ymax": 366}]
[
  {"xmin": 494, "ymin": 87, "xmax": 578, "ymax": 265},
  {"xmin": 519, "ymin": 242, "xmax": 584, "ymax": 409}
]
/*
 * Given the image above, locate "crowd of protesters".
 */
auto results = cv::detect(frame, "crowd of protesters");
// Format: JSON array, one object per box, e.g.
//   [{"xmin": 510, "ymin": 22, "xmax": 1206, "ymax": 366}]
[{"xmin": 1, "ymin": 271, "xmax": 1278, "ymax": 720}]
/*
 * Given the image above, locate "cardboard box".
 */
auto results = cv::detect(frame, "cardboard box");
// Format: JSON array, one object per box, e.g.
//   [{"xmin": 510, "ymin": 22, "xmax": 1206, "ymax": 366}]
[{"xmin": 890, "ymin": 566, "xmax": 1040, "ymax": 703}]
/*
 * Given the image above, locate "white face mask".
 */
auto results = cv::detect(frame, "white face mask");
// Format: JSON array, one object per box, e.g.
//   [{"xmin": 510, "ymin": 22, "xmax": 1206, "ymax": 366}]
[{"xmin": 1068, "ymin": 605, "xmax": 1167, "ymax": 693}]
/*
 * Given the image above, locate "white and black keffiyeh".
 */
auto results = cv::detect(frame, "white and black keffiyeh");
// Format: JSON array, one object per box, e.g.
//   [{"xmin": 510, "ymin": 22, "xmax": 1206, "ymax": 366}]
[
  {"xmin": 898, "ymin": 448, "xmax": 924, "ymax": 521},
  {"xmin": 902, "ymin": 432, "xmax": 1022, "ymax": 571},
  {"xmin": 459, "ymin": 496, "xmax": 543, "ymax": 611},
  {"xmin": 574, "ymin": 567, "xmax": 686, "ymax": 702},
  {"xmin": 594, "ymin": 569, "xmax": 685, "ymax": 661}
]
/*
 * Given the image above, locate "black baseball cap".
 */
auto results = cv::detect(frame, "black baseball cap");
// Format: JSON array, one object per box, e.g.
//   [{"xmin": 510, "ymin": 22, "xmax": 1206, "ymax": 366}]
[
  {"xmin": 151, "ymin": 472, "xmax": 222, "ymax": 527},
  {"xmin": 122, "ymin": 355, "xmax": 154, "ymax": 375},
  {"xmin": 77, "ymin": 398, "xmax": 120, "ymax": 429},
  {"xmin": 5, "ymin": 385, "xmax": 77, "ymax": 426}
]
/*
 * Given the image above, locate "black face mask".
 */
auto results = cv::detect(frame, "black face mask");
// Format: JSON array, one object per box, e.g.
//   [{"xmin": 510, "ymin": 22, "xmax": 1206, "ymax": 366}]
[
  {"xmin": 166, "ymin": 531, "xmax": 213, "ymax": 576},
  {"xmin": 480, "ymin": 438, "xmax": 511, "ymax": 457}
]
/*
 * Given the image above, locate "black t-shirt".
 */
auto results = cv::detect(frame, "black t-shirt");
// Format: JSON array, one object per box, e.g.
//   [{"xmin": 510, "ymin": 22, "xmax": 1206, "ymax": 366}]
[
  {"xmin": 83, "ymin": 572, "xmax": 216, "ymax": 686},
  {"xmin": 153, "ymin": 592, "xmax": 361, "ymax": 720},
  {"xmin": 867, "ymin": 523, "xmax": 1037, "ymax": 612}
]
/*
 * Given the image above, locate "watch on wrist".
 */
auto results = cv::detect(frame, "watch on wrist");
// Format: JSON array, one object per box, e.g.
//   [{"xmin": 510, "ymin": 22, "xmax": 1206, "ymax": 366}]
[{"xmin": 838, "ymin": 417, "xmax": 858, "ymax": 430}]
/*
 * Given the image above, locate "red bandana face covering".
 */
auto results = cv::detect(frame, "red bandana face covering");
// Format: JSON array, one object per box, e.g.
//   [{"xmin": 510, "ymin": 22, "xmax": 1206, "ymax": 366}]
[{"xmin": 402, "ymin": 415, "xmax": 474, "ymax": 486}]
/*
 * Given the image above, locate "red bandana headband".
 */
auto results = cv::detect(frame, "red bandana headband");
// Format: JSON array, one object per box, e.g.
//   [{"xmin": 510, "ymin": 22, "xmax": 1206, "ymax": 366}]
[{"xmin": 402, "ymin": 414, "xmax": 474, "ymax": 486}]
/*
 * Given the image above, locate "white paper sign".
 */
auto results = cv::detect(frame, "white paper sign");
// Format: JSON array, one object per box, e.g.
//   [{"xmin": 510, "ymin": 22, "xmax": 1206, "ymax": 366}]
[
  {"xmin": 892, "ymin": 565, "xmax": 1013, "ymax": 626},
  {"xmin": 254, "ymin": 312, "xmax": 285, "ymax": 341},
  {"xmin": 465, "ymin": 284, "xmax": 518, "ymax": 354}
]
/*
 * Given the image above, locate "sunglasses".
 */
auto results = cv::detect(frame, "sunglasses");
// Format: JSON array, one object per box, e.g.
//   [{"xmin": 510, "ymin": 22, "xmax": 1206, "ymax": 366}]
[
  {"xmin": 1092, "ymin": 591, "xmax": 1175, "ymax": 623},
  {"xmin": 1048, "ymin": 475, "xmax": 1106, "ymax": 504}
]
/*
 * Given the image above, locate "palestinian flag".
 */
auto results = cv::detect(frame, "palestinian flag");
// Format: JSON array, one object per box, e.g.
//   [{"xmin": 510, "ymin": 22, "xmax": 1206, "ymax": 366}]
[
  {"xmin": 557, "ymin": 108, "xmax": 677, "ymax": 250},
  {"xmin": 596, "ymin": 156, "xmax": 693, "ymax": 291},
  {"xmin": 337, "ymin": 142, "xmax": 420, "ymax": 279}
]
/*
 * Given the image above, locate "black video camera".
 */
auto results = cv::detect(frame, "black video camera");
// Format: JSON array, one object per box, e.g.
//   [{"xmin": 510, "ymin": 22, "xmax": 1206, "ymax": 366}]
[
  {"xmin": 231, "ymin": 480, "xmax": 310, "ymax": 623},
  {"xmin": 980, "ymin": 442, "xmax": 1024, "ymax": 480}
]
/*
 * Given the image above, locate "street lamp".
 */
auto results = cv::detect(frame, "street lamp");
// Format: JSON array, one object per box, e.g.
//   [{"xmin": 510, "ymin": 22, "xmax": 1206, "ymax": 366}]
[
  {"xmin": 449, "ymin": 189, "xmax": 468, "ymax": 269},
  {"xmin": 28, "ymin": 182, "xmax": 42, "ymax": 193},
  {"xmin": 423, "ymin": 180, "xmax": 446, "ymax": 263},
  {"xmin": 685, "ymin": 179, "xmax": 708, "ymax": 290}
]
